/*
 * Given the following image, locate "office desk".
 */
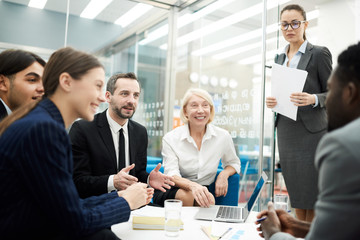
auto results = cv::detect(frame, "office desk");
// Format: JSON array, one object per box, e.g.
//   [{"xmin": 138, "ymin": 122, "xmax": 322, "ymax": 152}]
[{"xmin": 111, "ymin": 206, "xmax": 261, "ymax": 240}]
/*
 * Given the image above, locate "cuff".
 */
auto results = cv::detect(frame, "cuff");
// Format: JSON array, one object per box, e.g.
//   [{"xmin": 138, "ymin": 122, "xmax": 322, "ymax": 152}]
[
  {"xmin": 108, "ymin": 174, "xmax": 117, "ymax": 192},
  {"xmin": 312, "ymin": 94, "xmax": 319, "ymax": 108}
]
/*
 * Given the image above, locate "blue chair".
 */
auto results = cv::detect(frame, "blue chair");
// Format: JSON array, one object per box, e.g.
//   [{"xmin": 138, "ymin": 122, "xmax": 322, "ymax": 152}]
[
  {"xmin": 146, "ymin": 156, "xmax": 164, "ymax": 173},
  {"xmin": 208, "ymin": 171, "xmax": 240, "ymax": 206}
]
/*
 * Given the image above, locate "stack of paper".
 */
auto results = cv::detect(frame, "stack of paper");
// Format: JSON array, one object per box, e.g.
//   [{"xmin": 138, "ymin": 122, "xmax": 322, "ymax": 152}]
[{"xmin": 132, "ymin": 216, "xmax": 184, "ymax": 230}]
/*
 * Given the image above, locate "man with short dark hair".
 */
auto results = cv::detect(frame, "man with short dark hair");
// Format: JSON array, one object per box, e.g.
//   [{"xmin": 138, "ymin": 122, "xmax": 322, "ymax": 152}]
[
  {"xmin": 69, "ymin": 72, "xmax": 173, "ymax": 198},
  {"xmin": 257, "ymin": 42, "xmax": 360, "ymax": 240},
  {"xmin": 0, "ymin": 49, "xmax": 45, "ymax": 121}
]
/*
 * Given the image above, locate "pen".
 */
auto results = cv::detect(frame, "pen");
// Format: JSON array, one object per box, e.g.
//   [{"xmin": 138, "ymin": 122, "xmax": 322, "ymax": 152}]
[
  {"xmin": 256, "ymin": 210, "xmax": 291, "ymax": 223},
  {"xmin": 218, "ymin": 227, "xmax": 232, "ymax": 239}
]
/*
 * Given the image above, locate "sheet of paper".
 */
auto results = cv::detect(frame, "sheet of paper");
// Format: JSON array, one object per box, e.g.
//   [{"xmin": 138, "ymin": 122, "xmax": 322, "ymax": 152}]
[
  {"xmin": 271, "ymin": 64, "xmax": 308, "ymax": 121},
  {"xmin": 209, "ymin": 221, "xmax": 262, "ymax": 240},
  {"xmin": 132, "ymin": 205, "xmax": 165, "ymax": 217}
]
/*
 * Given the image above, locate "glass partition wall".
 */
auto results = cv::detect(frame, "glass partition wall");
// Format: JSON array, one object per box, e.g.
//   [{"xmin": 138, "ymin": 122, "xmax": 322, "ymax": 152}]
[{"xmin": 1, "ymin": 0, "xmax": 359, "ymax": 210}]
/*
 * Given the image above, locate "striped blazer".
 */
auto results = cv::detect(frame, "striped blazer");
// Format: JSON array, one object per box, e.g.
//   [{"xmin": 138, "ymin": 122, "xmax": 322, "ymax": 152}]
[{"xmin": 0, "ymin": 98, "xmax": 130, "ymax": 239}]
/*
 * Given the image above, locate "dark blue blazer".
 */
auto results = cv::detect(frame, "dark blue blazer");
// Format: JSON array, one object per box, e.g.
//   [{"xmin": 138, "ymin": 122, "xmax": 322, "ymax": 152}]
[{"xmin": 0, "ymin": 99, "xmax": 130, "ymax": 239}]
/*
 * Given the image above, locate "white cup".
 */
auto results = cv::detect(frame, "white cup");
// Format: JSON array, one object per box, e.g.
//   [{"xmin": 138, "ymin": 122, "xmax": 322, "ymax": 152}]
[
  {"xmin": 274, "ymin": 194, "xmax": 289, "ymax": 211},
  {"xmin": 164, "ymin": 199, "xmax": 182, "ymax": 237}
]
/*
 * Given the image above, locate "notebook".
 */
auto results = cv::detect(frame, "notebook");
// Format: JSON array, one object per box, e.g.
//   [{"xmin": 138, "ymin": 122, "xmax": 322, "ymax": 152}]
[{"xmin": 194, "ymin": 171, "xmax": 268, "ymax": 223}]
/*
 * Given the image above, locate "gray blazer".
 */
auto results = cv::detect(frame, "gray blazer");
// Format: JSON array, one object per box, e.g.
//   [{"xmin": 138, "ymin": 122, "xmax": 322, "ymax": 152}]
[
  {"xmin": 275, "ymin": 42, "xmax": 332, "ymax": 133},
  {"xmin": 270, "ymin": 117, "xmax": 360, "ymax": 240}
]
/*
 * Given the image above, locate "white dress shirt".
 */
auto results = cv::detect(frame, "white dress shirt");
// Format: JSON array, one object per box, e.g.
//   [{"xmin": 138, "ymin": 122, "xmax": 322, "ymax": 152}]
[
  {"xmin": 162, "ymin": 123, "xmax": 240, "ymax": 186},
  {"xmin": 106, "ymin": 110, "xmax": 130, "ymax": 192}
]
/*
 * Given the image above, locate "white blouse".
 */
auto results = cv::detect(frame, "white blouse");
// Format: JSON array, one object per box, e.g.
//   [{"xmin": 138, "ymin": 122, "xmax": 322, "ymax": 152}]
[{"xmin": 162, "ymin": 123, "xmax": 240, "ymax": 185}]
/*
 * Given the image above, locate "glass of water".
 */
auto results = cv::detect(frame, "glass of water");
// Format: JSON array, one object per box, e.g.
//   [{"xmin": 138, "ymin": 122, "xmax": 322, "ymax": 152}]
[
  {"xmin": 164, "ymin": 199, "xmax": 182, "ymax": 237},
  {"xmin": 274, "ymin": 194, "xmax": 289, "ymax": 211}
]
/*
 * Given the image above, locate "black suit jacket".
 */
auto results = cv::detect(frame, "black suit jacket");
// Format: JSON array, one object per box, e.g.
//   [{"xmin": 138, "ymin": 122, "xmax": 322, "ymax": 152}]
[
  {"xmin": 69, "ymin": 110, "xmax": 149, "ymax": 198},
  {"xmin": 275, "ymin": 42, "xmax": 332, "ymax": 133},
  {"xmin": 0, "ymin": 100, "xmax": 8, "ymax": 121}
]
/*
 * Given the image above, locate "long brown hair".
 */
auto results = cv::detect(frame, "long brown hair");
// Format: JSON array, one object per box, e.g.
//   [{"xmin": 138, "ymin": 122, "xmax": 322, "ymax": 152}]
[
  {"xmin": 0, "ymin": 47, "xmax": 103, "ymax": 135},
  {"xmin": 280, "ymin": 4, "xmax": 307, "ymax": 40}
]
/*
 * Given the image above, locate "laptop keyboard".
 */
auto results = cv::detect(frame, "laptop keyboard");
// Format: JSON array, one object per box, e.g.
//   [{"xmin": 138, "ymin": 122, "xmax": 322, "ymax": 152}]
[{"xmin": 216, "ymin": 206, "xmax": 241, "ymax": 220}]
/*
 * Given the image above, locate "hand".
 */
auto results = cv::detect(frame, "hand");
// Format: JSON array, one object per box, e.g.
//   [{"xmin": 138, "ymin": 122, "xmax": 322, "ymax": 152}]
[
  {"xmin": 276, "ymin": 209, "xmax": 298, "ymax": 236},
  {"xmin": 255, "ymin": 202, "xmax": 281, "ymax": 240},
  {"xmin": 290, "ymin": 92, "xmax": 315, "ymax": 106},
  {"xmin": 149, "ymin": 163, "xmax": 175, "ymax": 192},
  {"xmin": 146, "ymin": 188, "xmax": 154, "ymax": 205},
  {"xmin": 114, "ymin": 164, "xmax": 138, "ymax": 190},
  {"xmin": 190, "ymin": 183, "xmax": 215, "ymax": 207},
  {"xmin": 215, "ymin": 172, "xmax": 228, "ymax": 197},
  {"xmin": 120, "ymin": 182, "xmax": 148, "ymax": 210},
  {"xmin": 266, "ymin": 97, "xmax": 277, "ymax": 109}
]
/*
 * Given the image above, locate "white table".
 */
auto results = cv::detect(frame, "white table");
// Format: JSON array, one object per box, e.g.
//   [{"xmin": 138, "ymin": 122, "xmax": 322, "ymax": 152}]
[{"xmin": 111, "ymin": 206, "xmax": 262, "ymax": 240}]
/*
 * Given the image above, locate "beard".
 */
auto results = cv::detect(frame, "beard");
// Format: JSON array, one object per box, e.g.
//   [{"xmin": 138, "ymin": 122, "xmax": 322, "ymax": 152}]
[{"xmin": 112, "ymin": 104, "xmax": 136, "ymax": 119}]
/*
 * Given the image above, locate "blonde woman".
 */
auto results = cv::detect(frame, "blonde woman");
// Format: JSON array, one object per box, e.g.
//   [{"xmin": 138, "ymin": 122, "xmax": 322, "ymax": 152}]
[{"xmin": 153, "ymin": 88, "xmax": 240, "ymax": 207}]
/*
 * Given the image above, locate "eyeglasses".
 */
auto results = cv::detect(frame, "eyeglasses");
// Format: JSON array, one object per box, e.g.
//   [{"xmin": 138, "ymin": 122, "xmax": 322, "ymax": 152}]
[{"xmin": 279, "ymin": 20, "xmax": 306, "ymax": 30}]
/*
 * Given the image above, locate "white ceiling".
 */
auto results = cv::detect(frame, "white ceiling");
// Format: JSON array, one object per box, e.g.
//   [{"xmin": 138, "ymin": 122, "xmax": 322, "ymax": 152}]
[{"xmin": 2, "ymin": 0, "xmax": 205, "ymax": 24}]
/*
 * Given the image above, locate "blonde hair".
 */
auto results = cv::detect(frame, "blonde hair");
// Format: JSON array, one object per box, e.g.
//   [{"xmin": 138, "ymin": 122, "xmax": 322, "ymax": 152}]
[{"xmin": 180, "ymin": 88, "xmax": 215, "ymax": 124}]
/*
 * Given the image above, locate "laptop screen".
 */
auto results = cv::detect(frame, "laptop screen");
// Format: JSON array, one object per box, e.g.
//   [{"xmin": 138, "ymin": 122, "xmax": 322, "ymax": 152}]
[{"xmin": 247, "ymin": 172, "xmax": 267, "ymax": 212}]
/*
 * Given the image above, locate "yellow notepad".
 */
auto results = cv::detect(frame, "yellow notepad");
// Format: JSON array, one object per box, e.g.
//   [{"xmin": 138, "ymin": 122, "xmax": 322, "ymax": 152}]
[{"xmin": 132, "ymin": 216, "xmax": 184, "ymax": 230}]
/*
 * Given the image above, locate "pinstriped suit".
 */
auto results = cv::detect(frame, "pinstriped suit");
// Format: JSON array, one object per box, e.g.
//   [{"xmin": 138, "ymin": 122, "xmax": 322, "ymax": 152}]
[
  {"xmin": 275, "ymin": 42, "xmax": 332, "ymax": 209},
  {"xmin": 0, "ymin": 98, "xmax": 130, "ymax": 239}
]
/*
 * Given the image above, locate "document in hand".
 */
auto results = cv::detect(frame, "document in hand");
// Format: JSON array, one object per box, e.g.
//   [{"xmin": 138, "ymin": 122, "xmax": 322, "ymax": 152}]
[
  {"xmin": 132, "ymin": 216, "xmax": 184, "ymax": 230},
  {"xmin": 271, "ymin": 64, "xmax": 308, "ymax": 121}
]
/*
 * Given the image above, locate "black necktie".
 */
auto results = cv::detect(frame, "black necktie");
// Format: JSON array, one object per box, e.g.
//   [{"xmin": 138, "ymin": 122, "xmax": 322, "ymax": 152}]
[{"xmin": 118, "ymin": 128, "xmax": 125, "ymax": 171}]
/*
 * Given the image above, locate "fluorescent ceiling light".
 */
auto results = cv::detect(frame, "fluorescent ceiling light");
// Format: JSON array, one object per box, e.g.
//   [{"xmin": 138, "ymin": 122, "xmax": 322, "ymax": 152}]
[
  {"xmin": 139, "ymin": 0, "xmax": 236, "ymax": 45},
  {"xmin": 160, "ymin": 0, "xmax": 291, "ymax": 49},
  {"xmin": 28, "ymin": 0, "xmax": 47, "ymax": 9},
  {"xmin": 115, "ymin": 3, "xmax": 153, "ymax": 28},
  {"xmin": 191, "ymin": 9, "xmax": 318, "ymax": 56},
  {"xmin": 213, "ymin": 37, "xmax": 277, "ymax": 60},
  {"xmin": 238, "ymin": 49, "xmax": 278, "ymax": 65},
  {"xmin": 80, "ymin": 0, "xmax": 113, "ymax": 19}
]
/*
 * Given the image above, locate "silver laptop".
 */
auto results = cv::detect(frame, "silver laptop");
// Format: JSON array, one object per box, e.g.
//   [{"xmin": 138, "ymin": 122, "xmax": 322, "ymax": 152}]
[{"xmin": 194, "ymin": 171, "xmax": 268, "ymax": 223}]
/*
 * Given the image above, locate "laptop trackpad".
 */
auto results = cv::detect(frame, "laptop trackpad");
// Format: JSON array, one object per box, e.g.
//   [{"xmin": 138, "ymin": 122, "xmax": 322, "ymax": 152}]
[{"xmin": 195, "ymin": 206, "xmax": 218, "ymax": 220}]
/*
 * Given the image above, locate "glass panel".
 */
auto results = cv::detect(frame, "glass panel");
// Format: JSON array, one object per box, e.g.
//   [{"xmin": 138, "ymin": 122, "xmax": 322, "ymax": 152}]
[
  {"xmin": 133, "ymin": 20, "xmax": 168, "ymax": 157},
  {"xmin": 167, "ymin": 0, "xmax": 270, "ymax": 208}
]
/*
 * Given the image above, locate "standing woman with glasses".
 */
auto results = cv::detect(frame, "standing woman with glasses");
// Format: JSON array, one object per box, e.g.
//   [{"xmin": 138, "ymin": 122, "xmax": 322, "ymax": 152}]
[{"xmin": 266, "ymin": 4, "xmax": 332, "ymax": 222}]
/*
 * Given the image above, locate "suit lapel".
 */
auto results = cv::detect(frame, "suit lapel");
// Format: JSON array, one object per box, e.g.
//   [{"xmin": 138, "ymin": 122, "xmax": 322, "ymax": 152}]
[
  {"xmin": 97, "ymin": 111, "xmax": 117, "ymax": 170},
  {"xmin": 297, "ymin": 42, "xmax": 313, "ymax": 71},
  {"xmin": 276, "ymin": 53, "xmax": 286, "ymax": 65}
]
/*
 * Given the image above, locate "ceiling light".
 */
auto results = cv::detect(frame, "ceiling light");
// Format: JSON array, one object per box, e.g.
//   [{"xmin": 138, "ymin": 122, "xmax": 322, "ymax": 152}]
[
  {"xmin": 139, "ymin": 0, "xmax": 236, "ymax": 45},
  {"xmin": 161, "ymin": 0, "xmax": 291, "ymax": 50},
  {"xmin": 115, "ymin": 3, "xmax": 153, "ymax": 28},
  {"xmin": 28, "ymin": 0, "xmax": 47, "ymax": 9},
  {"xmin": 213, "ymin": 37, "xmax": 277, "ymax": 60},
  {"xmin": 80, "ymin": 0, "xmax": 113, "ymax": 19},
  {"xmin": 192, "ymin": 9, "xmax": 318, "ymax": 57}
]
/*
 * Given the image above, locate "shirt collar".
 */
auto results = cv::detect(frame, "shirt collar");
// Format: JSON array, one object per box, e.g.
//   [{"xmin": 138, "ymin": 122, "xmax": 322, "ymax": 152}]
[
  {"xmin": 181, "ymin": 123, "xmax": 217, "ymax": 142},
  {"xmin": 281, "ymin": 40, "xmax": 308, "ymax": 54},
  {"xmin": 0, "ymin": 98, "xmax": 12, "ymax": 115},
  {"xmin": 106, "ymin": 109, "xmax": 128, "ymax": 134}
]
